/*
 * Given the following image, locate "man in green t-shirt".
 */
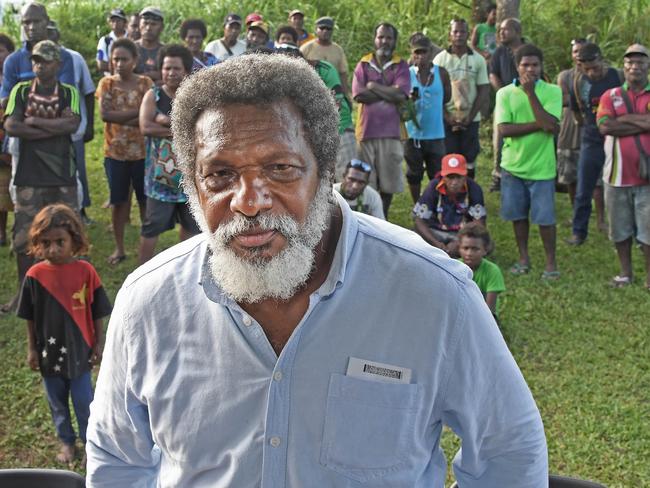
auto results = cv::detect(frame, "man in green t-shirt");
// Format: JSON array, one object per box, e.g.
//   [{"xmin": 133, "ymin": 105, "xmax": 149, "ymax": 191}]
[{"xmin": 494, "ymin": 44, "xmax": 562, "ymax": 280}]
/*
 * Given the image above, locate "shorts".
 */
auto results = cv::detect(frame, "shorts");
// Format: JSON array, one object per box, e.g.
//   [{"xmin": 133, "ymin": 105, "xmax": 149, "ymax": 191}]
[
  {"xmin": 404, "ymin": 138, "xmax": 446, "ymax": 185},
  {"xmin": 500, "ymin": 171, "xmax": 556, "ymax": 225},
  {"xmin": 13, "ymin": 185, "xmax": 78, "ymax": 254},
  {"xmin": 604, "ymin": 183, "xmax": 650, "ymax": 245},
  {"xmin": 444, "ymin": 121, "xmax": 481, "ymax": 168},
  {"xmin": 141, "ymin": 197, "xmax": 201, "ymax": 238},
  {"xmin": 334, "ymin": 129, "xmax": 357, "ymax": 182},
  {"xmin": 357, "ymin": 138, "xmax": 404, "ymax": 194},
  {"xmin": 556, "ymin": 148, "xmax": 580, "ymax": 185},
  {"xmin": 104, "ymin": 158, "xmax": 146, "ymax": 205}
]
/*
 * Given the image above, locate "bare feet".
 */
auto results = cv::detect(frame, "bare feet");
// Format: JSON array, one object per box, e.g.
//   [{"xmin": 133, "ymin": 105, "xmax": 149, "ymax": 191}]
[{"xmin": 56, "ymin": 443, "xmax": 75, "ymax": 463}]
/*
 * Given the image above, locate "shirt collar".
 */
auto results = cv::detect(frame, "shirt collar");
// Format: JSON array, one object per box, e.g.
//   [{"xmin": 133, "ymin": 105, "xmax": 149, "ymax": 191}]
[
  {"xmin": 445, "ymin": 45, "xmax": 474, "ymax": 56},
  {"xmin": 622, "ymin": 81, "xmax": 650, "ymax": 92},
  {"xmin": 200, "ymin": 191, "xmax": 357, "ymax": 305},
  {"xmin": 360, "ymin": 52, "xmax": 403, "ymax": 72}
]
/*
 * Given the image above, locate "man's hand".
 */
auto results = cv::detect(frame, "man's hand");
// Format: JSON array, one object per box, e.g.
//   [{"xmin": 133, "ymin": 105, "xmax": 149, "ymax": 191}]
[
  {"xmin": 27, "ymin": 347, "xmax": 39, "ymax": 371},
  {"xmin": 519, "ymin": 72, "xmax": 536, "ymax": 95},
  {"xmin": 90, "ymin": 344, "xmax": 103, "ymax": 367},
  {"xmin": 83, "ymin": 123, "xmax": 94, "ymax": 142}
]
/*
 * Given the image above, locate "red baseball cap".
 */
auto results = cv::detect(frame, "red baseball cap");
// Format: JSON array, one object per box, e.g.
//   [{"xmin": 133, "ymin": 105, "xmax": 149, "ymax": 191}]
[
  {"xmin": 245, "ymin": 13, "xmax": 263, "ymax": 25},
  {"xmin": 441, "ymin": 154, "xmax": 467, "ymax": 176}
]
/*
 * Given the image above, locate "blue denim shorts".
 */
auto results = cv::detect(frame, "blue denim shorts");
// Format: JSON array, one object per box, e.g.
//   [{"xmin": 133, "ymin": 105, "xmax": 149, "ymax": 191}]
[{"xmin": 500, "ymin": 170, "xmax": 556, "ymax": 225}]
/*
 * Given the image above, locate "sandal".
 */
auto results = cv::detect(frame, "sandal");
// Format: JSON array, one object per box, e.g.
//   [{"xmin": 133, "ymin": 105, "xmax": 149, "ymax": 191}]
[
  {"xmin": 509, "ymin": 262, "xmax": 530, "ymax": 275},
  {"xmin": 107, "ymin": 253, "xmax": 127, "ymax": 266},
  {"xmin": 541, "ymin": 270, "xmax": 561, "ymax": 280},
  {"xmin": 611, "ymin": 275, "xmax": 632, "ymax": 288}
]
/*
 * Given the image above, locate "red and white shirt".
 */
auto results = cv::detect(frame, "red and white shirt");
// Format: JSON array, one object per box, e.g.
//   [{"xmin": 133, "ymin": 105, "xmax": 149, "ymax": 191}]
[{"xmin": 597, "ymin": 83, "xmax": 650, "ymax": 187}]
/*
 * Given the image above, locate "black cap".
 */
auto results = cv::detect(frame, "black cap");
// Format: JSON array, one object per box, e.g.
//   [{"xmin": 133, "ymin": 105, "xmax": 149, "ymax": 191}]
[
  {"xmin": 315, "ymin": 16, "xmax": 334, "ymax": 28},
  {"xmin": 109, "ymin": 8, "xmax": 127, "ymax": 20},
  {"xmin": 224, "ymin": 13, "xmax": 242, "ymax": 26}
]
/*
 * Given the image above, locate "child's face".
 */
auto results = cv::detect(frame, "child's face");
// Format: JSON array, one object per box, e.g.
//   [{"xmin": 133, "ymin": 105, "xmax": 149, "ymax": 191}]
[
  {"xmin": 36, "ymin": 227, "xmax": 75, "ymax": 265},
  {"xmin": 459, "ymin": 236, "xmax": 487, "ymax": 270}
]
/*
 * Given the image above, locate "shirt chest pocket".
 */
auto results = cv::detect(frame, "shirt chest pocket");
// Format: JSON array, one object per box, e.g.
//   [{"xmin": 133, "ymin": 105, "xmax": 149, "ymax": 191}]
[{"xmin": 319, "ymin": 373, "xmax": 421, "ymax": 484}]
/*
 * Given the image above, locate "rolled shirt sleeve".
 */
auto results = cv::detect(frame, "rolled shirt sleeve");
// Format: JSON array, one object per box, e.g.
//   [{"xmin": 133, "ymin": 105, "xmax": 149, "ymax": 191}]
[{"xmin": 440, "ymin": 282, "xmax": 548, "ymax": 487}]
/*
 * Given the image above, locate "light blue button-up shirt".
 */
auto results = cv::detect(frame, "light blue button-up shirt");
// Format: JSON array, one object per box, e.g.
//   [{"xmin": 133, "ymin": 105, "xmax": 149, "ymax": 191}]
[{"xmin": 86, "ymin": 194, "xmax": 547, "ymax": 487}]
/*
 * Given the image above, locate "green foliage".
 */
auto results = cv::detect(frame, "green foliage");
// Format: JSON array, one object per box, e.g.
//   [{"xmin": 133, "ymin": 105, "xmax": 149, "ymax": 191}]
[{"xmin": 2, "ymin": 0, "xmax": 647, "ymax": 79}]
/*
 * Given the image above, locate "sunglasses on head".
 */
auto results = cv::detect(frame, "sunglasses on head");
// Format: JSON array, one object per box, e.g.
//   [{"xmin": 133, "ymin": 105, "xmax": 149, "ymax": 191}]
[
  {"xmin": 571, "ymin": 38, "xmax": 587, "ymax": 46},
  {"xmin": 318, "ymin": 25, "xmax": 332, "ymax": 30},
  {"xmin": 349, "ymin": 159, "xmax": 372, "ymax": 172}
]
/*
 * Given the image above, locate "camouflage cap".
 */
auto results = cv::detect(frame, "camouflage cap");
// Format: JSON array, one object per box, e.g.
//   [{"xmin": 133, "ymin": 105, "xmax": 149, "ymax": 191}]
[{"xmin": 31, "ymin": 40, "xmax": 60, "ymax": 62}]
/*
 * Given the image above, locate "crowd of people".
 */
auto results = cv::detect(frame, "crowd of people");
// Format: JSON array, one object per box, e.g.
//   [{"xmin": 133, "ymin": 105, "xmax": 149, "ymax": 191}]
[{"xmin": 0, "ymin": 0, "xmax": 648, "ymax": 475}]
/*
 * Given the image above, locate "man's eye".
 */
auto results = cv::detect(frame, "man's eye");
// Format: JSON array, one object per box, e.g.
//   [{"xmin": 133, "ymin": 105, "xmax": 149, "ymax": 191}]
[{"xmin": 266, "ymin": 164, "xmax": 300, "ymax": 180}]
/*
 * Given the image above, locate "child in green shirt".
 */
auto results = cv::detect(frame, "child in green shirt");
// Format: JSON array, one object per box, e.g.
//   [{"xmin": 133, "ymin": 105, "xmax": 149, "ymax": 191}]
[{"xmin": 458, "ymin": 222, "xmax": 505, "ymax": 319}]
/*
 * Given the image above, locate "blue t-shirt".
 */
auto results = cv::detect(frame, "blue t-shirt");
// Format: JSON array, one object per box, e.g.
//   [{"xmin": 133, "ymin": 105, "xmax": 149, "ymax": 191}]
[
  {"xmin": 413, "ymin": 177, "xmax": 486, "ymax": 231},
  {"xmin": 1, "ymin": 43, "xmax": 76, "ymax": 99},
  {"xmin": 406, "ymin": 64, "xmax": 445, "ymax": 140}
]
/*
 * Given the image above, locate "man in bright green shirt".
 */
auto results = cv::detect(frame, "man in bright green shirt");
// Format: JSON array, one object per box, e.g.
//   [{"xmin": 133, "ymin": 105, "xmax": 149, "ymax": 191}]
[{"xmin": 495, "ymin": 44, "xmax": 562, "ymax": 280}]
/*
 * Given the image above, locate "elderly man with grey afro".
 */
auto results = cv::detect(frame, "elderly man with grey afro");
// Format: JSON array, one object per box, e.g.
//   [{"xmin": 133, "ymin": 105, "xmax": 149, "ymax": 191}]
[{"xmin": 86, "ymin": 54, "xmax": 548, "ymax": 488}]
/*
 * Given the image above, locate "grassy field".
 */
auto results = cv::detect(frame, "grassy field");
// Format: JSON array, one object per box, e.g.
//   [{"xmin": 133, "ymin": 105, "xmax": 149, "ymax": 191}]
[{"xmin": 0, "ymin": 112, "xmax": 648, "ymax": 485}]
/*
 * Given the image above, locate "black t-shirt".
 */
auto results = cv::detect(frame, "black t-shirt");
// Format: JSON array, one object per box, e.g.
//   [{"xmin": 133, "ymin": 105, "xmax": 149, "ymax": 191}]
[
  {"xmin": 6, "ymin": 80, "xmax": 78, "ymax": 187},
  {"xmin": 135, "ymin": 44, "xmax": 163, "ymax": 75},
  {"xmin": 17, "ymin": 260, "xmax": 112, "ymax": 379},
  {"xmin": 571, "ymin": 67, "xmax": 622, "ymax": 143},
  {"xmin": 489, "ymin": 45, "xmax": 518, "ymax": 86}
]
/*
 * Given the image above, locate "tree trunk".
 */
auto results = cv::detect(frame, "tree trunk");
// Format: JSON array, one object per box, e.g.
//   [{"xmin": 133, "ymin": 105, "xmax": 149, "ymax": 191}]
[
  {"xmin": 473, "ymin": 0, "xmax": 494, "ymax": 24},
  {"xmin": 497, "ymin": 0, "xmax": 520, "ymax": 22}
]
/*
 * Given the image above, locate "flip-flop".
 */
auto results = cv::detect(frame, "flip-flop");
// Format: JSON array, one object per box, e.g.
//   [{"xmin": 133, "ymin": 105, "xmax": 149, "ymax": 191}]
[
  {"xmin": 611, "ymin": 275, "xmax": 632, "ymax": 288},
  {"xmin": 509, "ymin": 262, "xmax": 530, "ymax": 275},
  {"xmin": 107, "ymin": 254, "xmax": 127, "ymax": 266},
  {"xmin": 541, "ymin": 270, "xmax": 561, "ymax": 280}
]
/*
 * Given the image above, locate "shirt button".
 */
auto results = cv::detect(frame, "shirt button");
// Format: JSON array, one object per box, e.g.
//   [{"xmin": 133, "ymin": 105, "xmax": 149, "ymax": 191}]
[
  {"xmin": 242, "ymin": 315, "xmax": 252, "ymax": 326},
  {"xmin": 273, "ymin": 371, "xmax": 283, "ymax": 381},
  {"xmin": 269, "ymin": 436, "xmax": 281, "ymax": 448}
]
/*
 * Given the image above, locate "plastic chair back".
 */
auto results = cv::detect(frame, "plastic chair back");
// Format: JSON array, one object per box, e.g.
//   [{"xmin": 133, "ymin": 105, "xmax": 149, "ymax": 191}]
[{"xmin": 0, "ymin": 469, "xmax": 85, "ymax": 488}]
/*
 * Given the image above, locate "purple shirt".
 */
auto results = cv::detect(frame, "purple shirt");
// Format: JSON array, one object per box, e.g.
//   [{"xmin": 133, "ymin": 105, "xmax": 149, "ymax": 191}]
[{"xmin": 352, "ymin": 53, "xmax": 410, "ymax": 140}]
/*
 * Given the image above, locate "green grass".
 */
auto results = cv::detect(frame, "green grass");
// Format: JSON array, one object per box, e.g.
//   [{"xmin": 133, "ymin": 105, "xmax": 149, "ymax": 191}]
[{"xmin": 0, "ymin": 109, "xmax": 648, "ymax": 485}]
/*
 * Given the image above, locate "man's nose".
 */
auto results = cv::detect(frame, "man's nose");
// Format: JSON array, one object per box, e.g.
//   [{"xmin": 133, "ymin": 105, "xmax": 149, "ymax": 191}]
[{"xmin": 230, "ymin": 172, "xmax": 272, "ymax": 217}]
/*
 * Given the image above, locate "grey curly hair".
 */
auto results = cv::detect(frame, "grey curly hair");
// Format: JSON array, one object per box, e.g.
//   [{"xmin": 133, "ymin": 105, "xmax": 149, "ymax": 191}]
[{"xmin": 171, "ymin": 54, "xmax": 340, "ymax": 199}]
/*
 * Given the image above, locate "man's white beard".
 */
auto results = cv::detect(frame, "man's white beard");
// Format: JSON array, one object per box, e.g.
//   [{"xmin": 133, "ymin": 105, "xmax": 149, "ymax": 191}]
[{"xmin": 199, "ymin": 180, "xmax": 333, "ymax": 303}]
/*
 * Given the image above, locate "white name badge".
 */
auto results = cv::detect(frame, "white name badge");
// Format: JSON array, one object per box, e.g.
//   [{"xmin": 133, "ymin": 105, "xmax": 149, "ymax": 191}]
[{"xmin": 346, "ymin": 357, "xmax": 412, "ymax": 384}]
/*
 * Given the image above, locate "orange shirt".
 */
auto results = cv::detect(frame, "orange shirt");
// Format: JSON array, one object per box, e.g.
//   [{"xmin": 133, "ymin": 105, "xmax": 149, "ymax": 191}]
[{"xmin": 96, "ymin": 75, "xmax": 153, "ymax": 161}]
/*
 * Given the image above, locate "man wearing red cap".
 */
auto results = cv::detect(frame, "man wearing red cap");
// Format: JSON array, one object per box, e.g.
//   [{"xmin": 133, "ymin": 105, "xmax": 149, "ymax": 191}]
[{"xmin": 413, "ymin": 153, "xmax": 486, "ymax": 256}]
